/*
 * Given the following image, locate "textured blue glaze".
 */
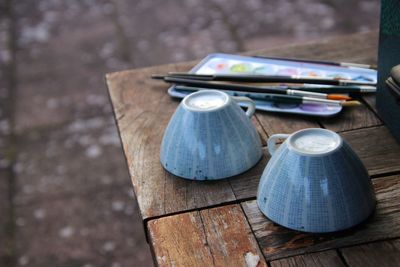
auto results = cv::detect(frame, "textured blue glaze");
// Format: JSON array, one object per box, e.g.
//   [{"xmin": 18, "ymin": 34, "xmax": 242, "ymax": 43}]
[
  {"xmin": 257, "ymin": 138, "xmax": 376, "ymax": 233},
  {"xmin": 160, "ymin": 95, "xmax": 262, "ymax": 180}
]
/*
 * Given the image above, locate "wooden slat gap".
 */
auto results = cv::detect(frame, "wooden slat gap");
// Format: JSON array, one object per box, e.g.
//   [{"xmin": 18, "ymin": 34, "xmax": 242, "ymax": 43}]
[
  {"xmin": 144, "ymin": 196, "xmax": 259, "ymax": 245},
  {"xmin": 338, "ymin": 236, "xmax": 400, "ymax": 252},
  {"xmin": 358, "ymin": 95, "xmax": 383, "ymax": 123},
  {"xmin": 238, "ymin": 202, "xmax": 271, "ymax": 267},
  {"xmin": 335, "ymin": 124, "xmax": 384, "ymax": 134},
  {"xmin": 144, "ymin": 196, "xmax": 257, "ymax": 226},
  {"xmin": 336, "ymin": 249, "xmax": 351, "ymax": 267},
  {"xmin": 242, "ymin": 174, "xmax": 400, "ymax": 261},
  {"xmin": 360, "ymin": 95, "xmax": 381, "ymax": 119},
  {"xmin": 254, "ymin": 113, "xmax": 270, "ymax": 139},
  {"xmin": 268, "ymin": 249, "xmax": 347, "ymax": 267},
  {"xmin": 339, "ymin": 238, "xmax": 400, "ymax": 267},
  {"xmin": 370, "ymin": 170, "xmax": 400, "ymax": 179},
  {"xmin": 197, "ymin": 209, "xmax": 218, "ymax": 266},
  {"xmin": 316, "ymin": 119, "xmax": 325, "ymax": 130},
  {"xmin": 269, "ymin": 250, "xmax": 347, "ymax": 267}
]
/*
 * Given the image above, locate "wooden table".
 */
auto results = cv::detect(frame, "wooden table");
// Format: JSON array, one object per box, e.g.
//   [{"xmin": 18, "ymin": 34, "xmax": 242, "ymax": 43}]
[{"xmin": 106, "ymin": 32, "xmax": 400, "ymax": 267}]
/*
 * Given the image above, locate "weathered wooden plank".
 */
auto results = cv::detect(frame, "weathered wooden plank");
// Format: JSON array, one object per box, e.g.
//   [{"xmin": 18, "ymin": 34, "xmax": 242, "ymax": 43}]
[
  {"xmin": 106, "ymin": 64, "xmax": 271, "ymax": 220},
  {"xmin": 252, "ymin": 32, "xmax": 378, "ymax": 66},
  {"xmin": 230, "ymin": 125, "xmax": 400, "ymax": 201},
  {"xmin": 200, "ymin": 205, "xmax": 267, "ymax": 267},
  {"xmin": 229, "ymin": 148, "xmax": 270, "ymax": 200},
  {"xmin": 363, "ymin": 94, "xmax": 378, "ymax": 113},
  {"xmin": 342, "ymin": 126, "xmax": 400, "ymax": 176},
  {"xmin": 148, "ymin": 204, "xmax": 266, "ymax": 267},
  {"xmin": 340, "ymin": 239, "xmax": 400, "ymax": 267},
  {"xmin": 318, "ymin": 104, "xmax": 381, "ymax": 132},
  {"xmin": 252, "ymin": 32, "xmax": 380, "ymax": 134},
  {"xmin": 148, "ymin": 211, "xmax": 215, "ymax": 267},
  {"xmin": 270, "ymin": 250, "xmax": 345, "ymax": 267},
  {"xmin": 242, "ymin": 174, "xmax": 400, "ymax": 261},
  {"xmin": 107, "ymin": 65, "xmax": 235, "ymax": 220},
  {"xmin": 106, "ymin": 32, "xmax": 386, "ymax": 221},
  {"xmin": 253, "ymin": 115, "xmax": 268, "ymax": 146},
  {"xmin": 256, "ymin": 112, "xmax": 320, "ymax": 136}
]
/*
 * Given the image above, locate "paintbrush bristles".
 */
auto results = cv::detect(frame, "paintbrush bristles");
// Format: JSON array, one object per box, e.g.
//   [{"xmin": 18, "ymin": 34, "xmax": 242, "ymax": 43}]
[
  {"xmin": 341, "ymin": 100, "xmax": 362, "ymax": 107},
  {"xmin": 327, "ymin": 94, "xmax": 352, "ymax": 101}
]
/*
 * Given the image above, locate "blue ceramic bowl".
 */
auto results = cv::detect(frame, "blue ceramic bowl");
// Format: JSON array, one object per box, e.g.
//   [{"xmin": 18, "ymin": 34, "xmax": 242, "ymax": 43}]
[
  {"xmin": 160, "ymin": 90, "xmax": 262, "ymax": 180},
  {"xmin": 257, "ymin": 128, "xmax": 376, "ymax": 233}
]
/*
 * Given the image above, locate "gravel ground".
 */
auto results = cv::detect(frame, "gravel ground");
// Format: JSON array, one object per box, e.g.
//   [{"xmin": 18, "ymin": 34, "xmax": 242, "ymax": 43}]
[{"xmin": 0, "ymin": 0, "xmax": 379, "ymax": 266}]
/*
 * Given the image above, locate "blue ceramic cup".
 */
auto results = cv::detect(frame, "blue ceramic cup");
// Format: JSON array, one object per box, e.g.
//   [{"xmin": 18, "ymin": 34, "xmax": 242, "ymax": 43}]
[
  {"xmin": 257, "ymin": 128, "xmax": 376, "ymax": 233},
  {"xmin": 160, "ymin": 90, "xmax": 262, "ymax": 180}
]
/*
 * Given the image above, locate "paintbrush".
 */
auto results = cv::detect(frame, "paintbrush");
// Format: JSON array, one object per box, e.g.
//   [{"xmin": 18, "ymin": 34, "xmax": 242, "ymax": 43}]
[
  {"xmin": 154, "ymin": 74, "xmax": 377, "ymax": 93},
  {"xmin": 235, "ymin": 83, "xmax": 377, "ymax": 93},
  {"xmin": 253, "ymin": 55, "xmax": 377, "ymax": 69},
  {"xmin": 156, "ymin": 73, "xmax": 376, "ymax": 86},
  {"xmin": 155, "ymin": 76, "xmax": 351, "ymax": 101},
  {"xmin": 174, "ymin": 86, "xmax": 360, "ymax": 107},
  {"xmin": 283, "ymin": 84, "xmax": 376, "ymax": 93}
]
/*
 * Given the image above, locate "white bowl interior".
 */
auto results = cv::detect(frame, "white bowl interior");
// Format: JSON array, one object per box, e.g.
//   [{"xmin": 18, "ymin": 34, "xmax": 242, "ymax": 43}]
[
  {"xmin": 288, "ymin": 128, "xmax": 342, "ymax": 156},
  {"xmin": 183, "ymin": 90, "xmax": 229, "ymax": 112}
]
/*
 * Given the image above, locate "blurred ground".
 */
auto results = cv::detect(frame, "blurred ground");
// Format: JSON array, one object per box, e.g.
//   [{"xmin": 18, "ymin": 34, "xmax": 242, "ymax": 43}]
[{"xmin": 0, "ymin": 0, "xmax": 379, "ymax": 266}]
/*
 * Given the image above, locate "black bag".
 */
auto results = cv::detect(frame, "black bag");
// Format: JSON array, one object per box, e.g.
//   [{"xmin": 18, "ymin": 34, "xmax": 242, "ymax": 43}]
[{"xmin": 377, "ymin": 0, "xmax": 400, "ymax": 143}]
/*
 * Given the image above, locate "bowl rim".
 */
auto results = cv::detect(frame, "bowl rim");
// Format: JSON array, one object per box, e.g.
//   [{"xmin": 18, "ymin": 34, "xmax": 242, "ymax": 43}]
[
  {"xmin": 182, "ymin": 90, "xmax": 231, "ymax": 112},
  {"xmin": 286, "ymin": 128, "xmax": 344, "ymax": 157}
]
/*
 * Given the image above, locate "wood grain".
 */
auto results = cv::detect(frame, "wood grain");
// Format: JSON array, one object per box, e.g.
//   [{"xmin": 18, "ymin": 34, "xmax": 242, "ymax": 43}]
[
  {"xmin": 242, "ymin": 174, "xmax": 400, "ymax": 261},
  {"xmin": 251, "ymin": 32, "xmax": 378, "ymax": 66},
  {"xmin": 363, "ymin": 94, "xmax": 378, "ymax": 113},
  {"xmin": 256, "ymin": 112, "xmax": 320, "ymax": 136},
  {"xmin": 251, "ymin": 31, "xmax": 380, "ymax": 134},
  {"xmin": 148, "ymin": 204, "xmax": 266, "ymax": 267},
  {"xmin": 105, "ymin": 32, "xmax": 398, "ymax": 266},
  {"xmin": 106, "ymin": 65, "xmax": 269, "ymax": 220},
  {"xmin": 200, "ymin": 205, "xmax": 267, "ymax": 267},
  {"xmin": 148, "ymin": 211, "xmax": 215, "ymax": 267},
  {"xmin": 229, "ymin": 149, "xmax": 270, "ymax": 200},
  {"xmin": 318, "ymin": 104, "xmax": 381, "ymax": 133},
  {"xmin": 253, "ymin": 115, "xmax": 268, "ymax": 146},
  {"xmin": 217, "ymin": 125, "xmax": 400, "ymax": 202},
  {"xmin": 340, "ymin": 239, "xmax": 400, "ymax": 267},
  {"xmin": 270, "ymin": 250, "xmax": 345, "ymax": 267},
  {"xmin": 341, "ymin": 126, "xmax": 400, "ymax": 176},
  {"xmin": 106, "ymin": 32, "xmax": 386, "ymax": 221}
]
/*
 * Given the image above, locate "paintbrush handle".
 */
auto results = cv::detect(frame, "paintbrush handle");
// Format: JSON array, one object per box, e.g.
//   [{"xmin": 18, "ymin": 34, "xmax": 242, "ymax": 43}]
[
  {"xmin": 166, "ymin": 77, "xmax": 329, "ymax": 98},
  {"xmin": 164, "ymin": 77, "xmax": 359, "ymax": 98},
  {"xmin": 164, "ymin": 76, "xmax": 288, "ymax": 94},
  {"xmin": 293, "ymin": 86, "xmax": 376, "ymax": 93},
  {"xmin": 166, "ymin": 73, "xmax": 376, "ymax": 86},
  {"xmin": 163, "ymin": 75, "xmax": 376, "ymax": 94},
  {"xmin": 175, "ymin": 86, "xmax": 305, "ymax": 105},
  {"xmin": 214, "ymin": 74, "xmax": 339, "ymax": 84},
  {"xmin": 253, "ymin": 55, "xmax": 376, "ymax": 69},
  {"xmin": 174, "ymin": 86, "xmax": 344, "ymax": 106}
]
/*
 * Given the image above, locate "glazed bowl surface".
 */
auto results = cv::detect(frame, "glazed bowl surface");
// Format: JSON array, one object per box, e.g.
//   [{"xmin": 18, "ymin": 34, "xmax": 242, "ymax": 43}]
[
  {"xmin": 257, "ymin": 128, "xmax": 376, "ymax": 233},
  {"xmin": 160, "ymin": 90, "xmax": 262, "ymax": 180}
]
